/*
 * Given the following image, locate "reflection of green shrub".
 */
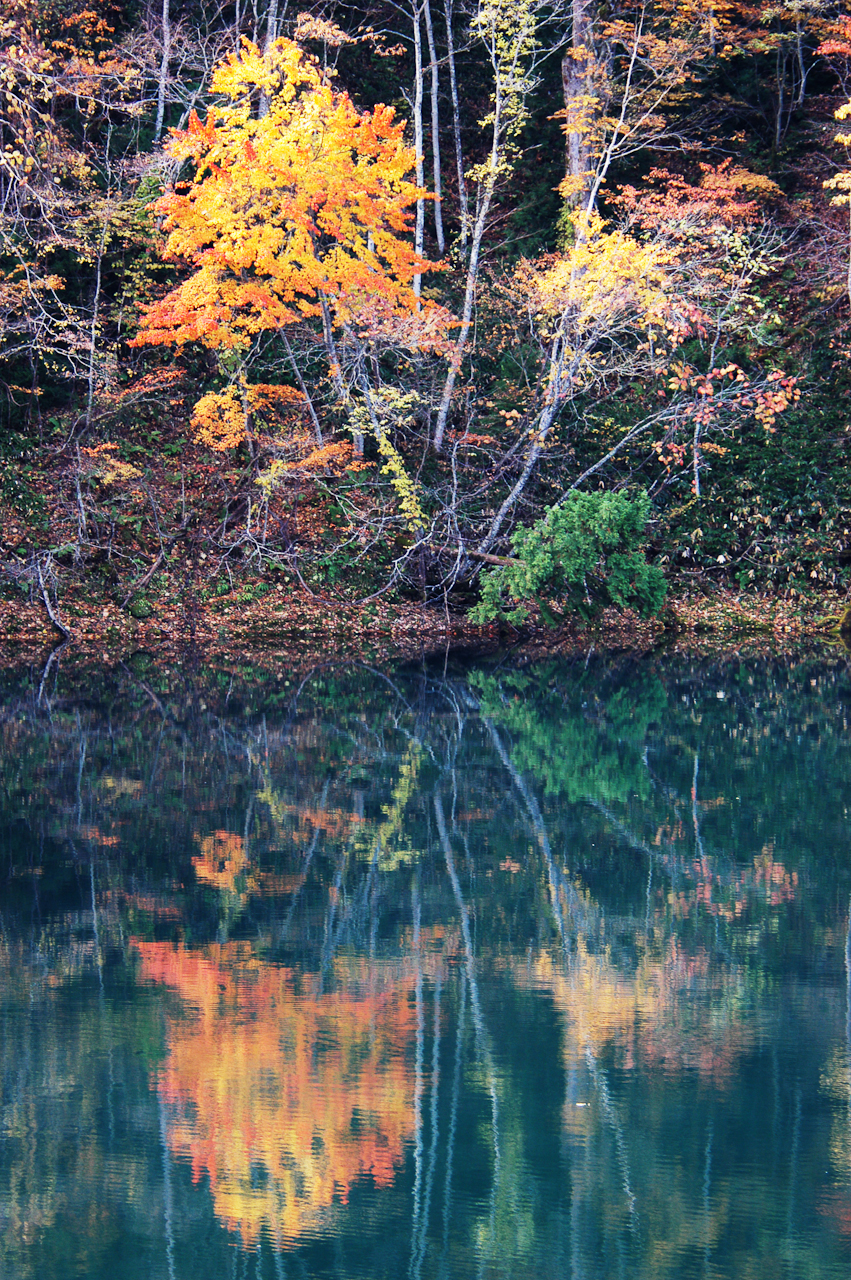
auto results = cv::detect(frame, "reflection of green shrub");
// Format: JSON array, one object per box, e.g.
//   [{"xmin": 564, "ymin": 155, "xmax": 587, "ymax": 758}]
[
  {"xmin": 470, "ymin": 490, "xmax": 666, "ymax": 624},
  {"xmin": 470, "ymin": 668, "xmax": 668, "ymax": 806}
]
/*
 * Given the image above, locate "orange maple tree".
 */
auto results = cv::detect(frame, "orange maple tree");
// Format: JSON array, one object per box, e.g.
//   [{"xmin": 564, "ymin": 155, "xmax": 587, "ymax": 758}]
[{"xmin": 133, "ymin": 36, "xmax": 439, "ymax": 449}]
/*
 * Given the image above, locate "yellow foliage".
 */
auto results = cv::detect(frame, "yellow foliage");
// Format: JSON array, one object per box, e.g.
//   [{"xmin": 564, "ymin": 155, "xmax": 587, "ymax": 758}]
[
  {"xmin": 135, "ymin": 38, "xmax": 434, "ymax": 353},
  {"xmin": 527, "ymin": 213, "xmax": 670, "ymax": 323},
  {"xmin": 825, "ymin": 101, "xmax": 851, "ymax": 207},
  {"xmin": 518, "ymin": 212, "xmax": 673, "ymax": 394},
  {"xmin": 191, "ymin": 385, "xmax": 246, "ymax": 452},
  {"xmin": 79, "ymin": 441, "xmax": 142, "ymax": 486}
]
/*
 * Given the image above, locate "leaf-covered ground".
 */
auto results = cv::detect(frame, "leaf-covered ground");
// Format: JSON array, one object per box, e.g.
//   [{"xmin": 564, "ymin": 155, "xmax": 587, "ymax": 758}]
[{"xmin": 0, "ymin": 584, "xmax": 847, "ymax": 676}]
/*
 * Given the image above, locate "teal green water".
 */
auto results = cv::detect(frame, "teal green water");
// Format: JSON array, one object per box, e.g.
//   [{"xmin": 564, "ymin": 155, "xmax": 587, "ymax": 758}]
[{"xmin": 2, "ymin": 650, "xmax": 851, "ymax": 1280}]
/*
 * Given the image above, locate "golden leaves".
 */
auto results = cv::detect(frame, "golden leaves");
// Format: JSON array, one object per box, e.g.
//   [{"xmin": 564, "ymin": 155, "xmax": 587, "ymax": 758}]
[
  {"xmin": 191, "ymin": 386, "xmax": 247, "ymax": 452},
  {"xmin": 78, "ymin": 441, "xmax": 143, "ymax": 487},
  {"xmin": 134, "ymin": 34, "xmax": 442, "ymax": 413}
]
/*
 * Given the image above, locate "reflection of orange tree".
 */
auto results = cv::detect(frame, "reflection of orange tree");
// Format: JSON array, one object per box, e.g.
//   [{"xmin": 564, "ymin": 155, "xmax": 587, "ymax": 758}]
[
  {"xmin": 133, "ymin": 940, "xmax": 416, "ymax": 1246},
  {"xmin": 193, "ymin": 830, "xmax": 252, "ymax": 894},
  {"xmin": 192, "ymin": 830, "xmax": 307, "ymax": 902},
  {"xmin": 662, "ymin": 847, "xmax": 797, "ymax": 922}
]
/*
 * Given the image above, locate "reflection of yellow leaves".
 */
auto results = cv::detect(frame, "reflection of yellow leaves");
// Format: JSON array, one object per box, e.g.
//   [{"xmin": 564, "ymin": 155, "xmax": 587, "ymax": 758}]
[
  {"xmin": 133, "ymin": 940, "xmax": 416, "ymax": 1246},
  {"xmin": 257, "ymin": 786, "xmax": 364, "ymax": 847},
  {"xmin": 193, "ymin": 830, "xmax": 250, "ymax": 894},
  {"xmin": 77, "ymin": 825, "xmax": 119, "ymax": 847},
  {"xmin": 98, "ymin": 776, "xmax": 143, "ymax": 797},
  {"xmin": 820, "ymin": 1045, "xmax": 851, "ymax": 1181},
  {"xmin": 523, "ymin": 938, "xmax": 754, "ymax": 1104},
  {"xmin": 499, "ymin": 859, "xmax": 522, "ymax": 874},
  {"xmin": 356, "ymin": 741, "xmax": 423, "ymax": 870}
]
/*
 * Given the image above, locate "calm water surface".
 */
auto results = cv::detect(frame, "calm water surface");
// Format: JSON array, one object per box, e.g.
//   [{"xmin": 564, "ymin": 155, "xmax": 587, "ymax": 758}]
[{"xmin": 2, "ymin": 649, "xmax": 851, "ymax": 1280}]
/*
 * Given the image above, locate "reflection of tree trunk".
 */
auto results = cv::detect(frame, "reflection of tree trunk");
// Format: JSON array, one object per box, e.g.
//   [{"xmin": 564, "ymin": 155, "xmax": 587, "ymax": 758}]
[
  {"xmin": 702, "ymin": 1122, "xmax": 713, "ymax": 1278},
  {"xmin": 692, "ymin": 752, "xmax": 706, "ymax": 861},
  {"xmin": 37, "ymin": 642, "xmax": 67, "ymax": 706},
  {"xmin": 77, "ymin": 730, "xmax": 87, "ymax": 826},
  {"xmin": 786, "ymin": 1083, "xmax": 801, "ymax": 1258},
  {"xmin": 434, "ymin": 791, "xmax": 501, "ymax": 1182},
  {"xmin": 320, "ymin": 845, "xmax": 347, "ymax": 983},
  {"xmin": 159, "ymin": 1096, "xmax": 177, "ymax": 1280},
  {"xmin": 481, "ymin": 714, "xmax": 592, "ymax": 944},
  {"xmin": 441, "ymin": 972, "xmax": 466, "ymax": 1255},
  {"xmin": 473, "ymin": 716, "xmax": 638, "ymax": 1230},
  {"xmin": 410, "ymin": 880, "xmax": 425, "ymax": 1272},
  {"xmin": 413, "ymin": 975, "xmax": 442, "ymax": 1278},
  {"xmin": 584, "ymin": 1045, "xmax": 638, "ymax": 1227},
  {"xmin": 846, "ymin": 893, "xmax": 851, "ymax": 1048}
]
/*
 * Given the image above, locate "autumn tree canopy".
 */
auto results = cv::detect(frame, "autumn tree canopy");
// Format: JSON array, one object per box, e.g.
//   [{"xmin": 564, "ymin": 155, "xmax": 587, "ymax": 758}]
[{"xmin": 134, "ymin": 36, "xmax": 439, "ymax": 451}]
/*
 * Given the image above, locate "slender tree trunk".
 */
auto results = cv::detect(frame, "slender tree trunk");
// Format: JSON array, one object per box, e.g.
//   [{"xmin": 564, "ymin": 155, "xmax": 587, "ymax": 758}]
[
  {"xmin": 258, "ymin": 0, "xmax": 283, "ymax": 116},
  {"xmin": 561, "ymin": 0, "xmax": 593, "ymax": 210},
  {"xmin": 433, "ymin": 2, "xmax": 537, "ymax": 451},
  {"xmin": 320, "ymin": 293, "xmax": 364, "ymax": 455},
  {"xmin": 445, "ymin": 0, "xmax": 468, "ymax": 251},
  {"xmin": 795, "ymin": 20, "xmax": 807, "ymax": 107},
  {"xmin": 474, "ymin": 331, "xmax": 574, "ymax": 552},
  {"xmin": 153, "ymin": 0, "xmax": 171, "ymax": 143},
  {"xmin": 264, "ymin": 0, "xmax": 281, "ymax": 51},
  {"xmin": 86, "ymin": 216, "xmax": 109, "ymax": 432},
  {"xmin": 413, "ymin": 0, "xmax": 426, "ymax": 300},
  {"xmin": 282, "ymin": 332, "xmax": 322, "ymax": 445},
  {"xmin": 775, "ymin": 45, "xmax": 786, "ymax": 155},
  {"xmin": 432, "ymin": 85, "xmax": 504, "ymax": 451},
  {"xmin": 423, "ymin": 0, "xmax": 445, "ymax": 254},
  {"xmin": 847, "ymin": 199, "xmax": 851, "ymax": 312}
]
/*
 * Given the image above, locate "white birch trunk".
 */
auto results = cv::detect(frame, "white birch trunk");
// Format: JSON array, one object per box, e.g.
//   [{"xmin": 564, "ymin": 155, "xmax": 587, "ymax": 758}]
[
  {"xmin": 153, "ymin": 0, "xmax": 171, "ymax": 143},
  {"xmin": 423, "ymin": 0, "xmax": 445, "ymax": 254}
]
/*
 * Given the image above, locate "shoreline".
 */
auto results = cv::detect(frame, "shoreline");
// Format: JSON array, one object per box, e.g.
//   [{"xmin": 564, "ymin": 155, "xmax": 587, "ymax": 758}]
[{"xmin": 0, "ymin": 586, "xmax": 847, "ymax": 670}]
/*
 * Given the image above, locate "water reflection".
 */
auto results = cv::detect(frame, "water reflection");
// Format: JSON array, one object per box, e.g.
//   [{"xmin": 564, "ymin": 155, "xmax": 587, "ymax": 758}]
[
  {"xmin": 135, "ymin": 942, "xmax": 416, "ymax": 1247},
  {"xmin": 1, "ymin": 651, "xmax": 851, "ymax": 1278}
]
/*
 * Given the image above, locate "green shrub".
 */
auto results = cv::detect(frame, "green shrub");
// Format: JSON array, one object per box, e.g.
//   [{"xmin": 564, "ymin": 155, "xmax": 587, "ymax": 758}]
[{"xmin": 470, "ymin": 489, "xmax": 666, "ymax": 624}]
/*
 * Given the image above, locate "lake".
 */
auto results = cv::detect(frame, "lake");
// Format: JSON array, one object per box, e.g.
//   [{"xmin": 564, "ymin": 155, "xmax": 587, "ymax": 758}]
[{"xmin": 1, "ymin": 648, "xmax": 850, "ymax": 1280}]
